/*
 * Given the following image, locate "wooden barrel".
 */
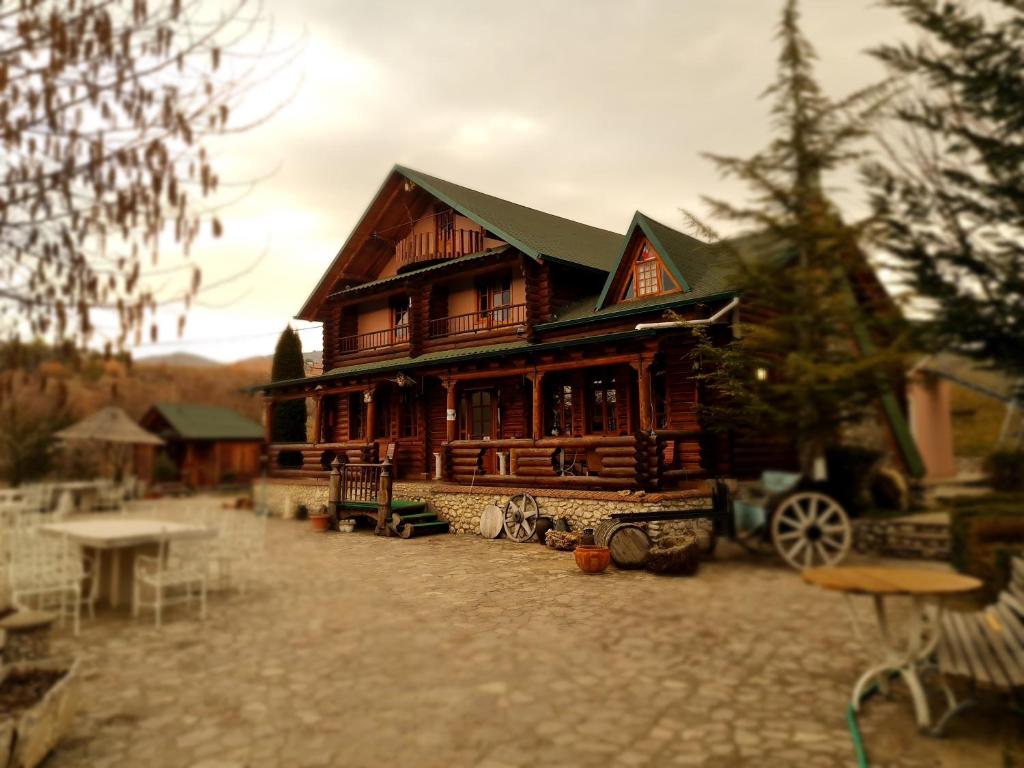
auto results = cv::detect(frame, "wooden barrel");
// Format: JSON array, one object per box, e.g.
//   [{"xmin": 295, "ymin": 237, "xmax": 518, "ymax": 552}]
[{"xmin": 594, "ymin": 520, "xmax": 651, "ymax": 569}]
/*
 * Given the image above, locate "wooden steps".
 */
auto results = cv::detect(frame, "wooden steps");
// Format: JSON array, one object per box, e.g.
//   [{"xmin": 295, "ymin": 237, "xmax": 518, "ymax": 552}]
[{"xmin": 390, "ymin": 505, "xmax": 450, "ymax": 539}]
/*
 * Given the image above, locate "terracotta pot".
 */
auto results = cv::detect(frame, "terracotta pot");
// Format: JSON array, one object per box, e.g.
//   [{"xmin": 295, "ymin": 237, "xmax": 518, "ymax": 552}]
[
  {"xmin": 574, "ymin": 545, "xmax": 611, "ymax": 574},
  {"xmin": 309, "ymin": 514, "xmax": 330, "ymax": 532}
]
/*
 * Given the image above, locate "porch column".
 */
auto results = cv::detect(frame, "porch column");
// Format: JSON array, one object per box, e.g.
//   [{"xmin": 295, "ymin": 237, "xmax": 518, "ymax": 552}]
[
  {"xmin": 364, "ymin": 388, "xmax": 377, "ymax": 442},
  {"xmin": 444, "ymin": 380, "xmax": 458, "ymax": 442},
  {"xmin": 531, "ymin": 371, "xmax": 546, "ymax": 439},
  {"xmin": 632, "ymin": 358, "xmax": 653, "ymax": 433},
  {"xmin": 262, "ymin": 398, "xmax": 273, "ymax": 444},
  {"xmin": 312, "ymin": 394, "xmax": 323, "ymax": 444}
]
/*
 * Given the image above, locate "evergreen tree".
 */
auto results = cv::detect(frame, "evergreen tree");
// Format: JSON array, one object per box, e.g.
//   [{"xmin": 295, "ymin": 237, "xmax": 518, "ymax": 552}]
[
  {"xmin": 270, "ymin": 327, "xmax": 308, "ymax": 443},
  {"xmin": 867, "ymin": 0, "xmax": 1024, "ymax": 381},
  {"xmin": 689, "ymin": 0, "xmax": 909, "ymax": 475}
]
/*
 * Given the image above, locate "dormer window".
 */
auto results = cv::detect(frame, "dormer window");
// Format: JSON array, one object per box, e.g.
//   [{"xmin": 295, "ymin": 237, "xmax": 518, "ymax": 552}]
[{"xmin": 620, "ymin": 241, "xmax": 679, "ymax": 301}]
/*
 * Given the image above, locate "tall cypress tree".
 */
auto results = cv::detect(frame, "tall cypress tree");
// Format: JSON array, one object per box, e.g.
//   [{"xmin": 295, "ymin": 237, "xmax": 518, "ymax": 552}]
[
  {"xmin": 867, "ymin": 1, "xmax": 1024, "ymax": 382},
  {"xmin": 270, "ymin": 327, "xmax": 308, "ymax": 442},
  {"xmin": 689, "ymin": 0, "xmax": 909, "ymax": 475}
]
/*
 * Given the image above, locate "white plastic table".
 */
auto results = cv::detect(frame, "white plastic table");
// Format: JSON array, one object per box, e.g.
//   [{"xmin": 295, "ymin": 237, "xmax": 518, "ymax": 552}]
[
  {"xmin": 804, "ymin": 565, "xmax": 982, "ymax": 730},
  {"xmin": 40, "ymin": 519, "xmax": 215, "ymax": 609}
]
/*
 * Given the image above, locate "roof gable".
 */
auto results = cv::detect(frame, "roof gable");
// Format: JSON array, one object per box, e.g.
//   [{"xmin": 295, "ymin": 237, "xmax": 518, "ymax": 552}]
[
  {"xmin": 143, "ymin": 404, "xmax": 263, "ymax": 441},
  {"xmin": 297, "ymin": 166, "xmax": 624, "ymax": 320},
  {"xmin": 596, "ymin": 213, "xmax": 714, "ymax": 309}
]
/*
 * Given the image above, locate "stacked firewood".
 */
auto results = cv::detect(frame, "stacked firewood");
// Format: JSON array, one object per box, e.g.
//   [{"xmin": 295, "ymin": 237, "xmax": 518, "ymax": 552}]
[{"xmin": 544, "ymin": 530, "xmax": 581, "ymax": 551}]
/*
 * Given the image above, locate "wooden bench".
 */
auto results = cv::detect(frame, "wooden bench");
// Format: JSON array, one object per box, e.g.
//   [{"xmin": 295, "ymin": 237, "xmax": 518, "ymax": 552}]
[{"xmin": 933, "ymin": 556, "xmax": 1024, "ymax": 734}]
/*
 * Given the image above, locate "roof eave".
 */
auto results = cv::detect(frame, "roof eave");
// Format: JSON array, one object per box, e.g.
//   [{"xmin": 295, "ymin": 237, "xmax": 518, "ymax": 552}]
[{"xmin": 542, "ymin": 290, "xmax": 738, "ymax": 331}]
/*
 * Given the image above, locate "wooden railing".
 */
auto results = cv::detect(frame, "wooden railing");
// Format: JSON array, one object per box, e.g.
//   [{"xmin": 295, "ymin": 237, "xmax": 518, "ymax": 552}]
[
  {"xmin": 428, "ymin": 303, "xmax": 527, "ymax": 339},
  {"xmin": 268, "ymin": 430, "xmax": 704, "ymax": 489},
  {"xmin": 268, "ymin": 442, "xmax": 377, "ymax": 478},
  {"xmin": 396, "ymin": 228, "xmax": 485, "ymax": 270},
  {"xmin": 339, "ymin": 462, "xmax": 383, "ymax": 503},
  {"xmin": 338, "ymin": 326, "xmax": 409, "ymax": 354}
]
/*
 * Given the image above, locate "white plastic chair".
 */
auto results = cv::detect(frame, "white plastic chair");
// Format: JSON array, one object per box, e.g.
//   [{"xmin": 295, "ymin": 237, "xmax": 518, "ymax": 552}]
[
  {"xmin": 132, "ymin": 532, "xmax": 208, "ymax": 627},
  {"xmin": 208, "ymin": 511, "xmax": 266, "ymax": 594},
  {"xmin": 8, "ymin": 528, "xmax": 88, "ymax": 635}
]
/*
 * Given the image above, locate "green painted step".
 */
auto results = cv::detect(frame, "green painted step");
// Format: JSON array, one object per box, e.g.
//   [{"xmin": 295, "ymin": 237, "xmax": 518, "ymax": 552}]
[
  {"xmin": 340, "ymin": 500, "xmax": 426, "ymax": 512},
  {"xmin": 400, "ymin": 520, "xmax": 450, "ymax": 539},
  {"xmin": 395, "ymin": 512, "xmax": 439, "ymax": 524}
]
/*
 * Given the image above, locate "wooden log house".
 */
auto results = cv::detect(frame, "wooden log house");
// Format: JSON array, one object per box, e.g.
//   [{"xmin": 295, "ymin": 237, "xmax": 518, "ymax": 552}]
[{"xmin": 258, "ymin": 166, "xmax": 919, "ymax": 491}]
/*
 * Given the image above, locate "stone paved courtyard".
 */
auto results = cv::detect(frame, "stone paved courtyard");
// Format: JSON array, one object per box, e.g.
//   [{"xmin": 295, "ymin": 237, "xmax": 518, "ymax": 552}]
[{"xmin": 47, "ymin": 502, "xmax": 1018, "ymax": 768}]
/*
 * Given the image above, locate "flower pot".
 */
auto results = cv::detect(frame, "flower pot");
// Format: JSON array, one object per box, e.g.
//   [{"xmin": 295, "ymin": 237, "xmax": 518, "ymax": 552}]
[
  {"xmin": 309, "ymin": 514, "xmax": 330, "ymax": 532},
  {"xmin": 337, "ymin": 519, "xmax": 356, "ymax": 533},
  {"xmin": 574, "ymin": 545, "xmax": 611, "ymax": 574}
]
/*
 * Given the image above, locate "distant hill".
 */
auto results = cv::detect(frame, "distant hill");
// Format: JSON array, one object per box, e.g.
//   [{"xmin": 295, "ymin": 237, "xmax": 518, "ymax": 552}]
[
  {"xmin": 135, "ymin": 352, "xmax": 221, "ymax": 368},
  {"xmin": 231, "ymin": 350, "xmax": 323, "ymax": 377}
]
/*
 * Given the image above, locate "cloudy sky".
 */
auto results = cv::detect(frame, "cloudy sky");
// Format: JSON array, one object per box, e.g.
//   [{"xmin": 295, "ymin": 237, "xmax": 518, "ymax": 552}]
[{"xmin": 126, "ymin": 0, "xmax": 914, "ymax": 363}]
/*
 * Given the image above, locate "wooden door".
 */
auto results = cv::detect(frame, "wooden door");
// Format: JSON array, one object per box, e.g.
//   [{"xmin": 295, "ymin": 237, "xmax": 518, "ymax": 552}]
[{"xmin": 464, "ymin": 389, "xmax": 496, "ymax": 473}]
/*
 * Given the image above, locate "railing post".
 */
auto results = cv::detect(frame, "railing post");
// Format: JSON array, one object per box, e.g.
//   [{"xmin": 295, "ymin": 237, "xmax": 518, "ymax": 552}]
[
  {"xmin": 375, "ymin": 458, "xmax": 393, "ymax": 536},
  {"xmin": 328, "ymin": 456, "xmax": 342, "ymax": 521}
]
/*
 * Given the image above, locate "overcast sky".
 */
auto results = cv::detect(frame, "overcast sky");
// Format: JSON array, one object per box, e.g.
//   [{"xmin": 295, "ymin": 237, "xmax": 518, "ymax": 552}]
[{"xmin": 125, "ymin": 0, "xmax": 914, "ymax": 363}]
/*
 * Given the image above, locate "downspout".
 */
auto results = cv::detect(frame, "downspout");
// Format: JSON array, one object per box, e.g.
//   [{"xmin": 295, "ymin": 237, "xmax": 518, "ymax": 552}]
[{"xmin": 634, "ymin": 297, "xmax": 740, "ymax": 331}]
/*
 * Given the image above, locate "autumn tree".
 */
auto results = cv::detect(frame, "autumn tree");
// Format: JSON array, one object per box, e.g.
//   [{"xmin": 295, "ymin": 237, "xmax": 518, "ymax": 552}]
[
  {"xmin": 867, "ymin": 0, "xmax": 1024, "ymax": 383},
  {"xmin": 688, "ymin": 0, "xmax": 911, "ymax": 476},
  {"xmin": 270, "ymin": 326, "xmax": 306, "ymax": 442},
  {"xmin": 0, "ymin": 0, "xmax": 287, "ymax": 348}
]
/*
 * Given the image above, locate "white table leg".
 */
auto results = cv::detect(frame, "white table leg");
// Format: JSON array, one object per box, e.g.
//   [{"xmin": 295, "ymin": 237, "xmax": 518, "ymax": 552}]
[
  {"xmin": 110, "ymin": 549, "xmax": 121, "ymax": 608},
  {"xmin": 848, "ymin": 594, "xmax": 936, "ymax": 730}
]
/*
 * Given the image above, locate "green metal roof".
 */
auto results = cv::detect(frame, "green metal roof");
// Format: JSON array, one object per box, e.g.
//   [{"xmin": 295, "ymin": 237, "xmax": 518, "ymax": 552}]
[
  {"xmin": 396, "ymin": 166, "xmax": 624, "ymax": 272},
  {"xmin": 147, "ymin": 404, "xmax": 263, "ymax": 441},
  {"xmin": 257, "ymin": 330, "xmax": 657, "ymax": 392},
  {"xmin": 329, "ymin": 246, "xmax": 511, "ymax": 299},
  {"xmin": 540, "ymin": 289, "xmax": 738, "ymax": 330},
  {"xmin": 594, "ymin": 212, "xmax": 741, "ymax": 309}
]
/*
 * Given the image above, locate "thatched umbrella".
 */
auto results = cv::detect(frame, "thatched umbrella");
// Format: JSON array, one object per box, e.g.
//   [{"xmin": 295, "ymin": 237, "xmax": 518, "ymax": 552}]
[{"xmin": 56, "ymin": 407, "xmax": 164, "ymax": 480}]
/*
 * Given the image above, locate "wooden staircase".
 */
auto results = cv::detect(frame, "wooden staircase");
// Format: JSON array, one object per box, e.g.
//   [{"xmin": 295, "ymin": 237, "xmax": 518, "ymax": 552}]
[{"xmin": 389, "ymin": 504, "xmax": 450, "ymax": 538}]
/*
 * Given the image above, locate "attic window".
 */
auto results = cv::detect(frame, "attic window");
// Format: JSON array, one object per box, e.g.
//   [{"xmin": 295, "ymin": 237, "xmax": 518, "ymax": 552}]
[{"xmin": 619, "ymin": 241, "xmax": 679, "ymax": 301}]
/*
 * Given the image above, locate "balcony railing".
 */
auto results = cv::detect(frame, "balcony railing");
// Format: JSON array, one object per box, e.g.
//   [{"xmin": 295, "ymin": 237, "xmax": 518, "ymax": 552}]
[
  {"xmin": 428, "ymin": 303, "xmax": 527, "ymax": 339},
  {"xmin": 396, "ymin": 228, "xmax": 485, "ymax": 271},
  {"xmin": 338, "ymin": 325, "xmax": 409, "ymax": 353}
]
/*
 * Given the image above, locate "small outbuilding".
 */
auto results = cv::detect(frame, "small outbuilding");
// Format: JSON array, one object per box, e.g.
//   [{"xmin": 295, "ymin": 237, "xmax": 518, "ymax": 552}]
[{"xmin": 138, "ymin": 403, "xmax": 264, "ymax": 488}]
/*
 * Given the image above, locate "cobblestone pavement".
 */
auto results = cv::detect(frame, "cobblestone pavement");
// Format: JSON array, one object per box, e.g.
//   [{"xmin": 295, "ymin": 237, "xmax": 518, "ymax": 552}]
[{"xmin": 48, "ymin": 503, "xmax": 1017, "ymax": 768}]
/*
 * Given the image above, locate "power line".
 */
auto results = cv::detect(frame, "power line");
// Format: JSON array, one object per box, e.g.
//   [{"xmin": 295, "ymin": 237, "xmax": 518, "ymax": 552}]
[{"xmin": 128, "ymin": 323, "xmax": 323, "ymax": 350}]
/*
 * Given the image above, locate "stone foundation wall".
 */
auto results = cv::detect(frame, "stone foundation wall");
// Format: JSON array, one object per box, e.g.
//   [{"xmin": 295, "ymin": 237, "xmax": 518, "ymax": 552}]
[{"xmin": 262, "ymin": 479, "xmax": 713, "ymax": 541}]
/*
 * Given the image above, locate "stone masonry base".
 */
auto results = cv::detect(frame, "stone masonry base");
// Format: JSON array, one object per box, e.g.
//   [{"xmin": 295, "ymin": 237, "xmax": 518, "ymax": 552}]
[{"xmin": 261, "ymin": 479, "xmax": 713, "ymax": 541}]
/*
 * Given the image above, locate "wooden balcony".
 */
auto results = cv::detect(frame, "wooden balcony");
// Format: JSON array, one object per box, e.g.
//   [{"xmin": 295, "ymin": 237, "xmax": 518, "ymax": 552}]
[
  {"xmin": 338, "ymin": 326, "xmax": 410, "ymax": 354},
  {"xmin": 395, "ymin": 228, "xmax": 485, "ymax": 271},
  {"xmin": 428, "ymin": 303, "xmax": 527, "ymax": 339}
]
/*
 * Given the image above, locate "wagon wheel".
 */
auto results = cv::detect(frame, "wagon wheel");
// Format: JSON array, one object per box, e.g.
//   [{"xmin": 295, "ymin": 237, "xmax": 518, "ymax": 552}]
[
  {"xmin": 503, "ymin": 493, "xmax": 540, "ymax": 543},
  {"xmin": 770, "ymin": 491, "xmax": 852, "ymax": 570}
]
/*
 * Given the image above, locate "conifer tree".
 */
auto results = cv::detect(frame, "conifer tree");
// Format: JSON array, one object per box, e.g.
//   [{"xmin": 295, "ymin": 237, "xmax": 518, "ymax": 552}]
[
  {"xmin": 867, "ymin": 0, "xmax": 1024, "ymax": 383},
  {"xmin": 270, "ymin": 327, "xmax": 307, "ymax": 443},
  {"xmin": 689, "ymin": 0, "xmax": 909, "ymax": 475}
]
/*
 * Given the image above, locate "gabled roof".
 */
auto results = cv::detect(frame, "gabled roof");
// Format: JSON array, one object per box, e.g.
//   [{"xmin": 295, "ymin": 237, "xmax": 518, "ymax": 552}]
[
  {"xmin": 397, "ymin": 166, "xmax": 624, "ymax": 271},
  {"xmin": 296, "ymin": 166, "xmax": 624, "ymax": 320},
  {"xmin": 144, "ymin": 404, "xmax": 263, "ymax": 441},
  {"xmin": 595, "ymin": 212, "xmax": 733, "ymax": 309}
]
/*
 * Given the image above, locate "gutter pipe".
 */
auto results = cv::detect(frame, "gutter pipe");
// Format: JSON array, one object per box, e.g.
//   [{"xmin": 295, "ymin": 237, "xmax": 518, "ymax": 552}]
[{"xmin": 634, "ymin": 297, "xmax": 740, "ymax": 331}]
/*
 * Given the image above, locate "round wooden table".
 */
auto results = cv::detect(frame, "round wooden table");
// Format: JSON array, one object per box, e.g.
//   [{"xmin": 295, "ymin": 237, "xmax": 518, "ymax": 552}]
[{"xmin": 803, "ymin": 566, "xmax": 982, "ymax": 730}]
